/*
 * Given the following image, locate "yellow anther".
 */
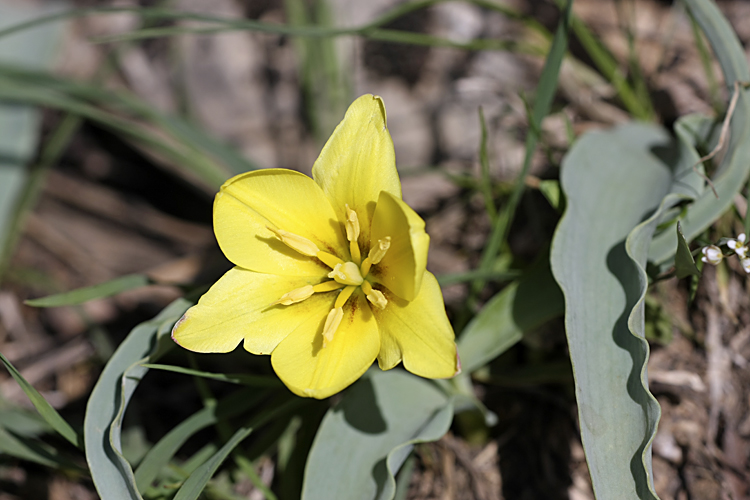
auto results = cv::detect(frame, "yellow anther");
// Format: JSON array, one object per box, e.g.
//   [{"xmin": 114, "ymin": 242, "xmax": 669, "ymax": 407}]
[
  {"xmin": 313, "ymin": 281, "xmax": 346, "ymax": 293},
  {"xmin": 368, "ymin": 237, "xmax": 391, "ymax": 265},
  {"xmin": 345, "ymin": 204, "xmax": 360, "ymax": 242},
  {"xmin": 345, "ymin": 205, "xmax": 362, "ymax": 264},
  {"xmin": 362, "ymin": 281, "xmax": 387, "ymax": 310},
  {"xmin": 267, "ymin": 226, "xmax": 319, "ymax": 257},
  {"xmin": 273, "ymin": 285, "xmax": 314, "ymax": 306},
  {"xmin": 328, "ymin": 262, "xmax": 364, "ymax": 286},
  {"xmin": 322, "ymin": 307, "xmax": 344, "ymax": 347},
  {"xmin": 317, "ymin": 251, "xmax": 344, "ymax": 269},
  {"xmin": 334, "ymin": 285, "xmax": 357, "ymax": 309}
]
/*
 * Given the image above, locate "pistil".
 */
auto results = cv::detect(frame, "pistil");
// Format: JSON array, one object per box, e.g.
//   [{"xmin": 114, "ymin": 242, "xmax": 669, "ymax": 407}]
[
  {"xmin": 328, "ymin": 262, "xmax": 364, "ymax": 286},
  {"xmin": 266, "ymin": 219, "xmax": 394, "ymax": 349}
]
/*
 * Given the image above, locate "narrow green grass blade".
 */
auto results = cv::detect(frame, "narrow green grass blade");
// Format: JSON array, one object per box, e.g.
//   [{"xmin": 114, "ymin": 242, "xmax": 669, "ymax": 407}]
[
  {"xmin": 173, "ymin": 397, "xmax": 302, "ymax": 500},
  {"xmin": 0, "ymin": 3, "xmax": 66, "ymax": 282},
  {"xmin": 457, "ymin": 255, "xmax": 563, "ymax": 373},
  {"xmin": 135, "ymin": 387, "xmax": 268, "ymax": 493},
  {"xmin": 648, "ymin": 0, "xmax": 750, "ymax": 265},
  {"xmin": 0, "ymin": 351, "xmax": 82, "ymax": 448},
  {"xmin": 568, "ymin": 14, "xmax": 652, "ymax": 120},
  {"xmin": 0, "ymin": 113, "xmax": 81, "ymax": 282},
  {"xmin": 474, "ymin": 0, "xmax": 572, "ymax": 291},
  {"xmin": 0, "ymin": 63, "xmax": 247, "ymax": 187},
  {"xmin": 0, "ymin": 404, "xmax": 51, "ymax": 437},
  {"xmin": 0, "ymin": 424, "xmax": 85, "ymax": 472},
  {"xmin": 25, "ymin": 274, "xmax": 151, "ymax": 307},
  {"xmin": 550, "ymin": 123, "xmax": 698, "ymax": 499},
  {"xmin": 477, "ymin": 107, "xmax": 497, "ymax": 222},
  {"xmin": 436, "ymin": 269, "xmax": 519, "ymax": 286},
  {"xmin": 140, "ymin": 364, "xmax": 281, "ymax": 387},
  {"xmin": 84, "ymin": 299, "xmax": 190, "ymax": 500},
  {"xmin": 302, "ymin": 369, "xmax": 453, "ymax": 500}
]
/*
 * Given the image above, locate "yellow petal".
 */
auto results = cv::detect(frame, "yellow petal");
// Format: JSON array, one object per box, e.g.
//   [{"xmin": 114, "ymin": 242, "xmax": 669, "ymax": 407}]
[
  {"xmin": 271, "ymin": 292, "xmax": 380, "ymax": 399},
  {"xmin": 369, "ymin": 191, "xmax": 429, "ymax": 301},
  {"xmin": 311, "ymin": 95, "xmax": 401, "ymax": 245},
  {"xmin": 214, "ymin": 169, "xmax": 347, "ymax": 276},
  {"xmin": 172, "ymin": 267, "xmax": 333, "ymax": 355},
  {"xmin": 373, "ymin": 272, "xmax": 458, "ymax": 378}
]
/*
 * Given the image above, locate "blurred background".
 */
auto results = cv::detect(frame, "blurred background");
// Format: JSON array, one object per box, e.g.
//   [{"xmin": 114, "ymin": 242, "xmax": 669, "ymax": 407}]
[{"xmin": 1, "ymin": 0, "xmax": 750, "ymax": 498}]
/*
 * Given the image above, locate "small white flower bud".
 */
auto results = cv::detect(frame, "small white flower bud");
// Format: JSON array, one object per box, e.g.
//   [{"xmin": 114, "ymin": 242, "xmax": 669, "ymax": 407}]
[{"xmin": 701, "ymin": 245, "xmax": 723, "ymax": 266}]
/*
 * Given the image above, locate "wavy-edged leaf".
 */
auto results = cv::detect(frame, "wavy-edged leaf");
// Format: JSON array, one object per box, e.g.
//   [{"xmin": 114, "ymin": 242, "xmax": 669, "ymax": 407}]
[
  {"xmin": 0, "ymin": 351, "xmax": 81, "ymax": 447},
  {"xmin": 84, "ymin": 299, "xmax": 190, "ymax": 500},
  {"xmin": 648, "ymin": 0, "xmax": 750, "ymax": 265},
  {"xmin": 551, "ymin": 122, "xmax": 702, "ymax": 498},
  {"xmin": 458, "ymin": 255, "xmax": 563, "ymax": 373},
  {"xmin": 25, "ymin": 274, "xmax": 151, "ymax": 307},
  {"xmin": 302, "ymin": 369, "xmax": 453, "ymax": 500}
]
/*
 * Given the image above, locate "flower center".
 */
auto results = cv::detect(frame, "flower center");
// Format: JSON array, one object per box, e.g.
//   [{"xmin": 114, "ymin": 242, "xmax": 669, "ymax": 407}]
[{"xmin": 267, "ymin": 205, "xmax": 391, "ymax": 346}]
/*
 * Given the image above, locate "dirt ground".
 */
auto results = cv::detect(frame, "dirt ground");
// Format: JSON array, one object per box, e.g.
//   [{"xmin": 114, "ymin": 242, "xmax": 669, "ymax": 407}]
[{"xmin": 1, "ymin": 0, "xmax": 750, "ymax": 499}]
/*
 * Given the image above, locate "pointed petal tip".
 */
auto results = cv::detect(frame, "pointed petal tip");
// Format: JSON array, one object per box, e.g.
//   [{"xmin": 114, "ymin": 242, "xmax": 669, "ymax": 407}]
[
  {"xmin": 171, "ymin": 314, "xmax": 188, "ymax": 346},
  {"xmin": 454, "ymin": 351, "xmax": 462, "ymax": 377}
]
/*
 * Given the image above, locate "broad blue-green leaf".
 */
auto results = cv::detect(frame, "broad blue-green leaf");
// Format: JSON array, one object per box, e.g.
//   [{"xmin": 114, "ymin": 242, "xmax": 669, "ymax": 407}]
[
  {"xmin": 0, "ymin": 351, "xmax": 81, "ymax": 448},
  {"xmin": 648, "ymin": 0, "xmax": 750, "ymax": 266},
  {"xmin": 25, "ymin": 274, "xmax": 151, "ymax": 307},
  {"xmin": 458, "ymin": 255, "xmax": 563, "ymax": 373},
  {"xmin": 302, "ymin": 369, "xmax": 454, "ymax": 500},
  {"xmin": 551, "ymin": 122, "xmax": 702, "ymax": 499},
  {"xmin": 84, "ymin": 299, "xmax": 190, "ymax": 500}
]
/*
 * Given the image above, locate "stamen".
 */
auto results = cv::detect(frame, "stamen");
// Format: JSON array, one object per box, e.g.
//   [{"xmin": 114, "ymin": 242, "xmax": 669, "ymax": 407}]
[
  {"xmin": 328, "ymin": 262, "xmax": 364, "ymax": 286},
  {"xmin": 267, "ymin": 226, "xmax": 319, "ymax": 257},
  {"xmin": 317, "ymin": 251, "xmax": 344, "ymax": 269},
  {"xmin": 368, "ymin": 237, "xmax": 391, "ymax": 264},
  {"xmin": 334, "ymin": 285, "xmax": 357, "ymax": 309},
  {"xmin": 362, "ymin": 281, "xmax": 387, "ymax": 310},
  {"xmin": 345, "ymin": 204, "xmax": 360, "ymax": 241},
  {"xmin": 359, "ymin": 257, "xmax": 372, "ymax": 278},
  {"xmin": 345, "ymin": 205, "xmax": 362, "ymax": 264},
  {"xmin": 322, "ymin": 307, "xmax": 343, "ymax": 347},
  {"xmin": 313, "ymin": 281, "xmax": 346, "ymax": 293},
  {"xmin": 273, "ymin": 285, "xmax": 314, "ymax": 306}
]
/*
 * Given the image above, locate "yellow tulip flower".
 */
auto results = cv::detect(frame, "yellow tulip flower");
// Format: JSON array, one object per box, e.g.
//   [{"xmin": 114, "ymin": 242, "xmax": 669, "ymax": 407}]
[{"xmin": 172, "ymin": 94, "xmax": 459, "ymax": 399}]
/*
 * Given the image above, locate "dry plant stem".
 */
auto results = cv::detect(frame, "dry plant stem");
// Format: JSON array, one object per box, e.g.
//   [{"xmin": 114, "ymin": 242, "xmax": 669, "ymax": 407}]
[
  {"xmin": 705, "ymin": 302, "xmax": 749, "ymax": 489},
  {"xmin": 691, "ymin": 80, "xmax": 746, "ymax": 198},
  {"xmin": 439, "ymin": 433, "xmax": 497, "ymax": 500}
]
